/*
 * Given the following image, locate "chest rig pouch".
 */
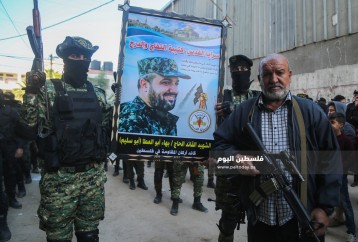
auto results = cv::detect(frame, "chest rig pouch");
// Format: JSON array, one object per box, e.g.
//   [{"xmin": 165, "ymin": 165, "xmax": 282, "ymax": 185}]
[{"xmin": 52, "ymin": 79, "xmax": 107, "ymax": 165}]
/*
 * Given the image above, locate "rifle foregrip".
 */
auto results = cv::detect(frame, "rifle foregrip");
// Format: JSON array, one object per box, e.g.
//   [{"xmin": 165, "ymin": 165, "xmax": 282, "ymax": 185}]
[
  {"xmin": 32, "ymin": 10, "xmax": 41, "ymax": 37},
  {"xmin": 26, "ymin": 26, "xmax": 40, "ymax": 58}
]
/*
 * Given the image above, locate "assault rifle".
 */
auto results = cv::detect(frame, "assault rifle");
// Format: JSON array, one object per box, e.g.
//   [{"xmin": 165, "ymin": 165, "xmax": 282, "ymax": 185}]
[
  {"xmin": 243, "ymin": 123, "xmax": 321, "ymax": 242},
  {"xmin": 26, "ymin": 0, "xmax": 49, "ymax": 121},
  {"xmin": 26, "ymin": 0, "xmax": 43, "ymax": 72}
]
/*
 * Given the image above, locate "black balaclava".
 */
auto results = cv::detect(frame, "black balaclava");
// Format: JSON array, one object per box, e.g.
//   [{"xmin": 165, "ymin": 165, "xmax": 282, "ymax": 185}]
[
  {"xmin": 231, "ymin": 71, "xmax": 251, "ymax": 95},
  {"xmin": 56, "ymin": 36, "xmax": 98, "ymax": 88},
  {"xmin": 229, "ymin": 55, "xmax": 253, "ymax": 96},
  {"xmin": 63, "ymin": 57, "xmax": 91, "ymax": 88}
]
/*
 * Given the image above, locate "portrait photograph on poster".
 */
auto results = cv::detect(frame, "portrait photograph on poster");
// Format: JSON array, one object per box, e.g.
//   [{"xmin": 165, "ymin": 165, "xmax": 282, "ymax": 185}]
[{"xmin": 114, "ymin": 5, "xmax": 225, "ymax": 158}]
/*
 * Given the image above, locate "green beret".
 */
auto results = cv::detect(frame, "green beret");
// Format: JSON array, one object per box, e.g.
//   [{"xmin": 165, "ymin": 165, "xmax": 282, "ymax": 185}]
[
  {"xmin": 137, "ymin": 57, "xmax": 190, "ymax": 79},
  {"xmin": 56, "ymin": 36, "xmax": 98, "ymax": 59}
]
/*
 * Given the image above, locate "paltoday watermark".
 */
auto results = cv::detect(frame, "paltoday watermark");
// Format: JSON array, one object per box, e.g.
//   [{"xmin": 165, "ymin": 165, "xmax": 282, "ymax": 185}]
[
  {"xmin": 214, "ymin": 155, "xmax": 264, "ymax": 173},
  {"xmin": 209, "ymin": 150, "xmax": 347, "ymax": 175}
]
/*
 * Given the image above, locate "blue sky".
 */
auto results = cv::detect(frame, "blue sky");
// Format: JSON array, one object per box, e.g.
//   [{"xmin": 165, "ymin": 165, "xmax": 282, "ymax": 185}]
[{"xmin": 0, "ymin": 0, "xmax": 170, "ymax": 73}]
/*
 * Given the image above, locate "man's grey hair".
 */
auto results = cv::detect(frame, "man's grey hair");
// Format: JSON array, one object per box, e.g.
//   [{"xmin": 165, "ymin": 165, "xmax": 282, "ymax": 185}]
[{"xmin": 258, "ymin": 53, "xmax": 290, "ymax": 79}]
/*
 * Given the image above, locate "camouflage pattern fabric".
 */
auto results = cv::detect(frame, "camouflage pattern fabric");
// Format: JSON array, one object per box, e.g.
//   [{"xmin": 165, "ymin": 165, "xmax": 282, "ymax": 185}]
[
  {"xmin": 231, "ymin": 89, "xmax": 261, "ymax": 106},
  {"xmin": 38, "ymin": 163, "xmax": 106, "ymax": 240},
  {"xmin": 118, "ymin": 96, "xmax": 178, "ymax": 136},
  {"xmin": 171, "ymin": 161, "xmax": 204, "ymax": 199},
  {"xmin": 93, "ymin": 85, "xmax": 113, "ymax": 139},
  {"xmin": 56, "ymin": 36, "xmax": 99, "ymax": 59},
  {"xmin": 137, "ymin": 57, "xmax": 190, "ymax": 79},
  {"xmin": 20, "ymin": 79, "xmax": 109, "ymax": 240}
]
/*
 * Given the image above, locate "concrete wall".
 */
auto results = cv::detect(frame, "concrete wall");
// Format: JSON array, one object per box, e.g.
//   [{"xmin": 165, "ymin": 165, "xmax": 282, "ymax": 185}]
[
  {"xmin": 163, "ymin": 0, "xmax": 358, "ymax": 101},
  {"xmin": 251, "ymin": 32, "xmax": 358, "ymax": 101}
]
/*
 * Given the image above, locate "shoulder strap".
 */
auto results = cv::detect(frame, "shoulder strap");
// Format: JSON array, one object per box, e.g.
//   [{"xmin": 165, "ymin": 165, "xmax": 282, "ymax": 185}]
[
  {"xmin": 292, "ymin": 97, "xmax": 308, "ymax": 207},
  {"xmin": 85, "ymin": 81, "xmax": 95, "ymax": 93},
  {"xmin": 50, "ymin": 79, "xmax": 64, "ymax": 93}
]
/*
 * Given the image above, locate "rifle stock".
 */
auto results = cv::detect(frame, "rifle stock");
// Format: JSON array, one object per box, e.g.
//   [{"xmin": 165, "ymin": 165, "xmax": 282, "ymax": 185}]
[{"xmin": 244, "ymin": 123, "xmax": 320, "ymax": 242}]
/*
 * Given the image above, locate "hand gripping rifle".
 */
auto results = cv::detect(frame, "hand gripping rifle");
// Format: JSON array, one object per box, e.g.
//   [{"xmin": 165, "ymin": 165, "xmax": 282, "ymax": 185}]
[
  {"xmin": 26, "ymin": 0, "xmax": 49, "ymax": 122},
  {"xmin": 243, "ymin": 123, "xmax": 321, "ymax": 242}
]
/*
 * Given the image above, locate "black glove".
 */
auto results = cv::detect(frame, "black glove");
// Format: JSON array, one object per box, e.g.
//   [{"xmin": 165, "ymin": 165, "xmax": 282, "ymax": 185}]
[
  {"xmin": 25, "ymin": 70, "xmax": 46, "ymax": 94},
  {"xmin": 221, "ymin": 101, "xmax": 232, "ymax": 117},
  {"xmin": 111, "ymin": 83, "xmax": 117, "ymax": 93}
]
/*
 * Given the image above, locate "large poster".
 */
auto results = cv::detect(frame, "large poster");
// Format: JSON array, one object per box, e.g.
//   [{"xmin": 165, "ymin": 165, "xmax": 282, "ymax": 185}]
[{"xmin": 116, "ymin": 7, "xmax": 225, "ymax": 158}]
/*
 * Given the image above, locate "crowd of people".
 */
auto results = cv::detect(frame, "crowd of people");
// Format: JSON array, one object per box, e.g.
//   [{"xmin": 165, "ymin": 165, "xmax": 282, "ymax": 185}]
[
  {"xmin": 0, "ymin": 36, "xmax": 357, "ymax": 242},
  {"xmin": 0, "ymin": 90, "xmax": 41, "ymax": 241}
]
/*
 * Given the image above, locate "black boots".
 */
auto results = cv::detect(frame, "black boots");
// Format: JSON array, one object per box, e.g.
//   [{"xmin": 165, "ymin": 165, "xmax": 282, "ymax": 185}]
[
  {"xmin": 17, "ymin": 182, "xmax": 26, "ymax": 198},
  {"xmin": 129, "ymin": 178, "xmax": 148, "ymax": 190},
  {"xmin": 170, "ymin": 198, "xmax": 179, "ymax": 216},
  {"xmin": 171, "ymin": 197, "xmax": 183, "ymax": 203},
  {"xmin": 192, "ymin": 196, "xmax": 208, "ymax": 213},
  {"xmin": 113, "ymin": 159, "xmax": 122, "ymax": 176},
  {"xmin": 75, "ymin": 229, "xmax": 99, "ymax": 242},
  {"xmin": 218, "ymin": 232, "xmax": 234, "ymax": 242},
  {"xmin": 112, "ymin": 166, "xmax": 119, "ymax": 177},
  {"xmin": 24, "ymin": 172, "xmax": 32, "ymax": 184},
  {"xmin": 207, "ymin": 177, "xmax": 216, "ymax": 188},
  {"xmin": 8, "ymin": 192, "xmax": 22, "ymax": 209},
  {"xmin": 137, "ymin": 179, "xmax": 148, "ymax": 190},
  {"xmin": 129, "ymin": 179, "xmax": 136, "ymax": 190},
  {"xmin": 122, "ymin": 175, "xmax": 129, "ymax": 184},
  {"xmin": 153, "ymin": 193, "xmax": 162, "ymax": 204},
  {"xmin": 0, "ymin": 214, "xmax": 11, "ymax": 242}
]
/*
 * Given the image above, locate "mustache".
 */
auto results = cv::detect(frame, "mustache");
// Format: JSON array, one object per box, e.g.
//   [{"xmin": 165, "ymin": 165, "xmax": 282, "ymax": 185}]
[
  {"xmin": 268, "ymin": 84, "xmax": 284, "ymax": 89},
  {"xmin": 163, "ymin": 92, "xmax": 178, "ymax": 97}
]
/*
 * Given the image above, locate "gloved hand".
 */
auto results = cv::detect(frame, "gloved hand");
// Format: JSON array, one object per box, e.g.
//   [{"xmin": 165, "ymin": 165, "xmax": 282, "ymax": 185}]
[
  {"xmin": 222, "ymin": 101, "xmax": 232, "ymax": 117},
  {"xmin": 215, "ymin": 101, "xmax": 232, "ymax": 118},
  {"xmin": 111, "ymin": 83, "xmax": 116, "ymax": 93},
  {"xmin": 25, "ymin": 70, "xmax": 46, "ymax": 94}
]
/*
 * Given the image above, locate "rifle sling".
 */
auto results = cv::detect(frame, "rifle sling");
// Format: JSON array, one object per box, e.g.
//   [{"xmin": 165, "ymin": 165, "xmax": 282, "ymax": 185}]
[{"xmin": 292, "ymin": 98, "xmax": 307, "ymax": 208}]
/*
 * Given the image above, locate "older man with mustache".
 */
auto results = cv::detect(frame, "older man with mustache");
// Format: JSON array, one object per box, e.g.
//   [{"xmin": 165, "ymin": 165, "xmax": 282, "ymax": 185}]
[{"xmin": 213, "ymin": 53, "xmax": 342, "ymax": 242}]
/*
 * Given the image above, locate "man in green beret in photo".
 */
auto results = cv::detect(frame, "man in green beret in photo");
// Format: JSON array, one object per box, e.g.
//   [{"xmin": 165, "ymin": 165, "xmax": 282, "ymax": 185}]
[
  {"xmin": 118, "ymin": 57, "xmax": 190, "ymax": 197},
  {"xmin": 20, "ymin": 36, "xmax": 108, "ymax": 242},
  {"xmin": 119, "ymin": 56, "xmax": 190, "ymax": 135}
]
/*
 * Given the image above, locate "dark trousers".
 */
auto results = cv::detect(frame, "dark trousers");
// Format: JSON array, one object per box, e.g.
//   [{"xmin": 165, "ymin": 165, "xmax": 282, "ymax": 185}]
[
  {"xmin": 154, "ymin": 161, "xmax": 173, "ymax": 194},
  {"xmin": 247, "ymin": 218, "xmax": 325, "ymax": 242},
  {"xmin": 30, "ymin": 141, "xmax": 39, "ymax": 169},
  {"xmin": 0, "ymin": 152, "xmax": 8, "ymax": 215},
  {"xmin": 2, "ymin": 145, "xmax": 18, "ymax": 199},
  {"xmin": 127, "ymin": 160, "xmax": 144, "ymax": 180}
]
